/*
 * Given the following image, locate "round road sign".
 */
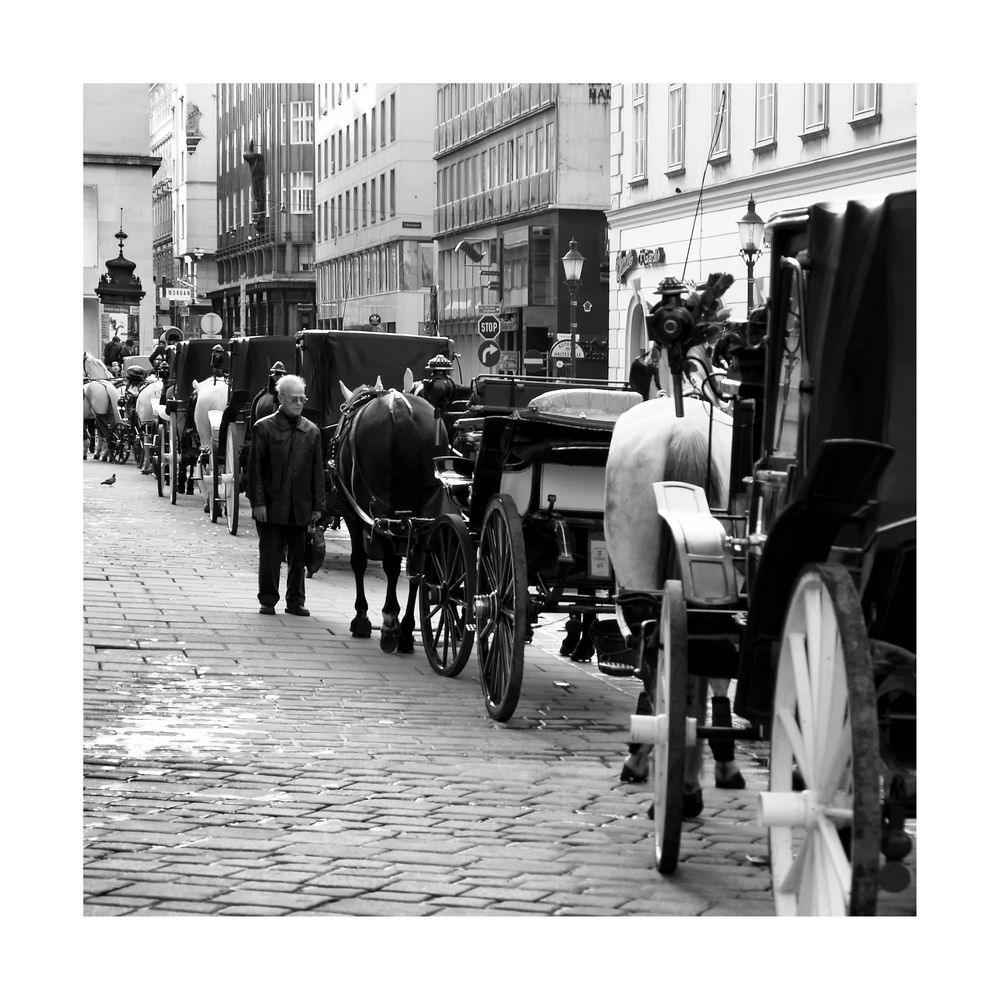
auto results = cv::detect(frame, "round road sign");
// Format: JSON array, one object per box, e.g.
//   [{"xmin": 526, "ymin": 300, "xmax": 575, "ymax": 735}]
[
  {"xmin": 477, "ymin": 314, "xmax": 501, "ymax": 340},
  {"xmin": 201, "ymin": 312, "xmax": 223, "ymax": 336},
  {"xmin": 477, "ymin": 338, "xmax": 501, "ymax": 367}
]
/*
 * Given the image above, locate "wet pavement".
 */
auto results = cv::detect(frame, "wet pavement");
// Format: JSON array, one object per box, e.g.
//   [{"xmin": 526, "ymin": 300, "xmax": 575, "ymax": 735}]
[{"xmin": 82, "ymin": 457, "xmax": 915, "ymax": 916}]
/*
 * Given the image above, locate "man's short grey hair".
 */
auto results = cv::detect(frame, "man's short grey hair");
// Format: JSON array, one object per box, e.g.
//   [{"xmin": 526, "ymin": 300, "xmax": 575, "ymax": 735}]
[{"xmin": 276, "ymin": 374, "xmax": 306, "ymax": 398}]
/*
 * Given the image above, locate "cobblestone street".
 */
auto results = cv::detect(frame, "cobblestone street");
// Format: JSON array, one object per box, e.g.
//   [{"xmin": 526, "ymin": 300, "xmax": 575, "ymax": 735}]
[{"xmin": 80, "ymin": 459, "xmax": 919, "ymax": 920}]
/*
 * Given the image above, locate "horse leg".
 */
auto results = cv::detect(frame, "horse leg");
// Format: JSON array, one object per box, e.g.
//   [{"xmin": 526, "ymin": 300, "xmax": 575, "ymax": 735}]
[
  {"xmin": 347, "ymin": 518, "xmax": 372, "ymax": 638},
  {"xmin": 708, "ymin": 678, "xmax": 745, "ymax": 789},
  {"xmin": 560, "ymin": 615, "xmax": 582, "ymax": 656},
  {"xmin": 379, "ymin": 549, "xmax": 403, "ymax": 653},
  {"xmin": 396, "ymin": 575, "xmax": 419, "ymax": 655},
  {"xmin": 571, "ymin": 611, "xmax": 596, "ymax": 662}
]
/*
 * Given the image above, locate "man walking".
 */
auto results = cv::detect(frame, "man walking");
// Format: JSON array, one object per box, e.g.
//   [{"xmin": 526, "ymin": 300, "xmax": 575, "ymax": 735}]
[{"xmin": 247, "ymin": 374, "xmax": 325, "ymax": 616}]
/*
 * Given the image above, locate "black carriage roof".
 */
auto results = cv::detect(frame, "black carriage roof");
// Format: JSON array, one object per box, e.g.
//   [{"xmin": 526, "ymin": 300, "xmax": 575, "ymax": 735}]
[
  {"xmin": 764, "ymin": 190, "xmax": 914, "ymax": 521},
  {"xmin": 227, "ymin": 335, "xmax": 299, "ymax": 395},
  {"xmin": 298, "ymin": 329, "xmax": 452, "ymax": 430},
  {"xmin": 168, "ymin": 338, "xmax": 225, "ymax": 401}
]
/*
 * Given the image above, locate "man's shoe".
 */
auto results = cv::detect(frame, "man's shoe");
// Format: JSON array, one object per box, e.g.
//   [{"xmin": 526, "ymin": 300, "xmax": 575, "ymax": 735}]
[
  {"xmin": 285, "ymin": 606, "xmax": 310, "ymax": 616},
  {"xmin": 259, "ymin": 606, "xmax": 275, "ymax": 615}
]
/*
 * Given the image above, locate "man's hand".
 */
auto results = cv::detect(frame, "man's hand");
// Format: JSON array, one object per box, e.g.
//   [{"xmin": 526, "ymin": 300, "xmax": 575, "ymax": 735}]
[
  {"xmin": 310, "ymin": 511, "xmax": 323, "ymax": 527},
  {"xmin": 252, "ymin": 506, "xmax": 267, "ymax": 522}
]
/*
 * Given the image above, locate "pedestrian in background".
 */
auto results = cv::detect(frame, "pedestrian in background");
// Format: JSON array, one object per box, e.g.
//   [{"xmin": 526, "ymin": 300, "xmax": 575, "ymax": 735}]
[
  {"xmin": 148, "ymin": 333, "xmax": 168, "ymax": 368},
  {"xmin": 247, "ymin": 374, "xmax": 324, "ymax": 616},
  {"xmin": 103, "ymin": 335, "xmax": 121, "ymax": 368}
]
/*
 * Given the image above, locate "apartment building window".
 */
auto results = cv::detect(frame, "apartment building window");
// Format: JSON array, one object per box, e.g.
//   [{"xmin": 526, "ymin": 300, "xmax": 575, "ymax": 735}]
[
  {"xmin": 852, "ymin": 84, "xmax": 881, "ymax": 126},
  {"xmin": 362, "ymin": 114, "xmax": 367, "ymax": 156},
  {"xmin": 346, "ymin": 125, "xmax": 351, "ymax": 166},
  {"xmin": 390, "ymin": 169, "xmax": 395, "ymax": 216},
  {"xmin": 631, "ymin": 84, "xmax": 647, "ymax": 180},
  {"xmin": 338, "ymin": 130, "xmax": 343, "ymax": 171},
  {"xmin": 345, "ymin": 190, "xmax": 351, "ymax": 232},
  {"xmin": 537, "ymin": 127, "xmax": 546, "ymax": 171},
  {"xmin": 546, "ymin": 123, "xmax": 555, "ymax": 172},
  {"xmin": 667, "ymin": 83, "xmax": 685, "ymax": 174},
  {"xmin": 380, "ymin": 174, "xmax": 386, "ymax": 219},
  {"xmin": 337, "ymin": 194, "xmax": 342, "ymax": 237},
  {"xmin": 710, "ymin": 83, "xmax": 731, "ymax": 161},
  {"xmin": 802, "ymin": 84, "xmax": 829, "ymax": 138},
  {"xmin": 371, "ymin": 181, "xmax": 376, "ymax": 224},
  {"xmin": 362, "ymin": 182, "xmax": 367, "ymax": 226},
  {"xmin": 380, "ymin": 99, "xmax": 386, "ymax": 146},
  {"xmin": 354, "ymin": 118, "xmax": 359, "ymax": 159},
  {"xmin": 291, "ymin": 172, "xmax": 314, "ymax": 214},
  {"xmin": 754, "ymin": 84, "xmax": 777, "ymax": 149},
  {"xmin": 390, "ymin": 94, "xmax": 396, "ymax": 141},
  {"xmin": 371, "ymin": 107, "xmax": 376, "ymax": 151},
  {"xmin": 354, "ymin": 185, "xmax": 359, "ymax": 228}
]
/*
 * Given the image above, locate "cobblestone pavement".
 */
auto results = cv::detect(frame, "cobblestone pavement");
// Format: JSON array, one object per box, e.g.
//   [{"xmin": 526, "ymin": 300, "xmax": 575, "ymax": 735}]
[{"xmin": 82, "ymin": 458, "xmax": 915, "ymax": 916}]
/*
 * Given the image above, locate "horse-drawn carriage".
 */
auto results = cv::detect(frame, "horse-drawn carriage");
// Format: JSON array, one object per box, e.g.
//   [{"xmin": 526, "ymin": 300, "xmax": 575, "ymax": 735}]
[
  {"xmin": 428, "ymin": 375, "xmax": 642, "ymax": 718},
  {"xmin": 606, "ymin": 191, "xmax": 915, "ymax": 915},
  {"xmin": 214, "ymin": 335, "xmax": 299, "ymax": 533},
  {"xmin": 153, "ymin": 338, "xmax": 227, "ymax": 504}
]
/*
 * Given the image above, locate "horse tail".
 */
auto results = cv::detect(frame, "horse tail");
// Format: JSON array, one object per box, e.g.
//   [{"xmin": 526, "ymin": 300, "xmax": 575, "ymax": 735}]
[{"xmin": 661, "ymin": 420, "xmax": 723, "ymax": 507}]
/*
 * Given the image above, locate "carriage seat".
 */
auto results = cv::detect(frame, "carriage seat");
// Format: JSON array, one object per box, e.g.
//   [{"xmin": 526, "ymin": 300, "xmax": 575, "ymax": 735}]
[{"xmin": 527, "ymin": 388, "xmax": 643, "ymax": 427}]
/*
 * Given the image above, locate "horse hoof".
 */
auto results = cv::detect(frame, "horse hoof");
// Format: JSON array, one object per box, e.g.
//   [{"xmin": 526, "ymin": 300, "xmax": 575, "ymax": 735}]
[
  {"xmin": 715, "ymin": 771, "xmax": 746, "ymax": 790},
  {"xmin": 380, "ymin": 631, "xmax": 399, "ymax": 654},
  {"xmin": 570, "ymin": 646, "xmax": 594, "ymax": 663},
  {"xmin": 350, "ymin": 618, "xmax": 372, "ymax": 639},
  {"xmin": 620, "ymin": 762, "xmax": 648, "ymax": 784},
  {"xmin": 683, "ymin": 790, "xmax": 704, "ymax": 819}
]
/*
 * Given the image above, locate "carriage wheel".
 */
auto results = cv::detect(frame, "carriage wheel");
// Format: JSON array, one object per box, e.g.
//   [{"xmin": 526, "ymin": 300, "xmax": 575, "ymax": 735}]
[
  {"xmin": 760, "ymin": 563, "xmax": 880, "ymax": 916},
  {"xmin": 419, "ymin": 514, "xmax": 475, "ymax": 678},
  {"xmin": 169, "ymin": 414, "xmax": 179, "ymax": 505},
  {"xmin": 225, "ymin": 423, "xmax": 243, "ymax": 536},
  {"xmin": 210, "ymin": 442, "xmax": 221, "ymax": 522},
  {"xmin": 475, "ymin": 495, "xmax": 526, "ymax": 722},
  {"xmin": 155, "ymin": 423, "xmax": 167, "ymax": 498},
  {"xmin": 648, "ymin": 579, "xmax": 689, "ymax": 875}
]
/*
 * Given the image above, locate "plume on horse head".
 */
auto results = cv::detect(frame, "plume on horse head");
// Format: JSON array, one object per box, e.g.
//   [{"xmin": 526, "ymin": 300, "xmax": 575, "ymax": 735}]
[{"xmin": 84, "ymin": 352, "xmax": 112, "ymax": 381}]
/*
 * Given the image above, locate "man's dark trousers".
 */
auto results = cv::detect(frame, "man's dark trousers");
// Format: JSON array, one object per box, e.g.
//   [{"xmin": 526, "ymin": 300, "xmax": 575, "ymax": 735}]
[{"xmin": 256, "ymin": 520, "xmax": 308, "ymax": 610}]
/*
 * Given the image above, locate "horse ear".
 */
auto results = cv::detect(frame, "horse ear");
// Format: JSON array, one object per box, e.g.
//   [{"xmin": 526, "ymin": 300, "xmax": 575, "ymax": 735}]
[
  {"xmin": 403, "ymin": 367, "xmax": 414, "ymax": 392},
  {"xmin": 375, "ymin": 375, "xmax": 384, "ymax": 391},
  {"xmin": 339, "ymin": 380, "xmax": 352, "ymax": 402}
]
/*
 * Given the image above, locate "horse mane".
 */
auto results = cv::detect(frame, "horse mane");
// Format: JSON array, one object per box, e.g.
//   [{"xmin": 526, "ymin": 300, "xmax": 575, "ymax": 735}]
[{"xmin": 661, "ymin": 418, "xmax": 723, "ymax": 508}]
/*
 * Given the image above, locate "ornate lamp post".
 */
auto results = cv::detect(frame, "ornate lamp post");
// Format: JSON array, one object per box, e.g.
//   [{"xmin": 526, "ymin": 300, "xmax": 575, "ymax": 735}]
[
  {"xmin": 737, "ymin": 196, "xmax": 765, "ymax": 315},
  {"xmin": 561, "ymin": 237, "xmax": 585, "ymax": 379}
]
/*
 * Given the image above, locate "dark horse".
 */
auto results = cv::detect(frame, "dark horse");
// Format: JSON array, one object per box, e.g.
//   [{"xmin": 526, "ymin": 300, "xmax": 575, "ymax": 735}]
[{"xmin": 334, "ymin": 383, "xmax": 454, "ymax": 653}]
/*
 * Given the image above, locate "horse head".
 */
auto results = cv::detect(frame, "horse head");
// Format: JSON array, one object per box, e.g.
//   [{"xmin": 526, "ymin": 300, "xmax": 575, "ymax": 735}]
[{"xmin": 84, "ymin": 352, "xmax": 112, "ymax": 382}]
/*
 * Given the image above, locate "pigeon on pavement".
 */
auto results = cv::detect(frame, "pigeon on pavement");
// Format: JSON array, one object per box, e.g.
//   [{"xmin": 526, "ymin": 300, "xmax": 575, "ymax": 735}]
[{"xmin": 101, "ymin": 474, "xmax": 116, "ymax": 486}]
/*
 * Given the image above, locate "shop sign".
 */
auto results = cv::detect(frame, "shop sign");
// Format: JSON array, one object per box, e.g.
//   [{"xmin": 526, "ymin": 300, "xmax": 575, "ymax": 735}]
[
  {"xmin": 589, "ymin": 84, "xmax": 611, "ymax": 104},
  {"xmin": 615, "ymin": 246, "xmax": 666, "ymax": 284}
]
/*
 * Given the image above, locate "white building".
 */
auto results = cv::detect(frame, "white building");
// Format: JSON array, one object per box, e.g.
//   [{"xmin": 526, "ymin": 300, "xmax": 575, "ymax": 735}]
[
  {"xmin": 83, "ymin": 84, "xmax": 160, "ymax": 356},
  {"xmin": 607, "ymin": 83, "xmax": 917, "ymax": 382},
  {"xmin": 313, "ymin": 83, "xmax": 437, "ymax": 334}
]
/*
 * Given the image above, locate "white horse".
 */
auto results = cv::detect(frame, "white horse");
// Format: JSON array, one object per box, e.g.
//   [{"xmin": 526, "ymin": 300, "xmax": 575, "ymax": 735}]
[
  {"xmin": 604, "ymin": 346, "xmax": 745, "ymax": 814},
  {"xmin": 192, "ymin": 373, "xmax": 230, "ymax": 513},
  {"xmin": 133, "ymin": 374, "xmax": 164, "ymax": 473},
  {"xmin": 83, "ymin": 353, "xmax": 123, "ymax": 461}
]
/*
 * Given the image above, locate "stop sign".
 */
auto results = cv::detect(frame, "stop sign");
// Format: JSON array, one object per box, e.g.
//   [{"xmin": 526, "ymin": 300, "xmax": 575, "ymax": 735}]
[{"xmin": 477, "ymin": 314, "xmax": 501, "ymax": 340}]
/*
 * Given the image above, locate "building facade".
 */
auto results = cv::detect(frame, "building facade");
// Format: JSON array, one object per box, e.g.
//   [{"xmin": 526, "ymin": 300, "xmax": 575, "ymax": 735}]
[
  {"xmin": 313, "ymin": 83, "xmax": 437, "ymax": 336},
  {"xmin": 433, "ymin": 83, "xmax": 612, "ymax": 379},
  {"xmin": 607, "ymin": 83, "xmax": 917, "ymax": 382},
  {"xmin": 149, "ymin": 83, "xmax": 219, "ymax": 339},
  {"xmin": 84, "ymin": 84, "xmax": 160, "ymax": 356},
  {"xmin": 211, "ymin": 83, "xmax": 316, "ymax": 337}
]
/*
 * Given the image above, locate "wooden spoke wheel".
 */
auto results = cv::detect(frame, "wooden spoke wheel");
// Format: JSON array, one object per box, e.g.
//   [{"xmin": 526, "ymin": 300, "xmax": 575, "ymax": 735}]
[
  {"xmin": 131, "ymin": 420, "xmax": 144, "ymax": 468},
  {"xmin": 209, "ymin": 441, "xmax": 222, "ymax": 522},
  {"xmin": 474, "ymin": 495, "xmax": 527, "ymax": 722},
  {"xmin": 225, "ymin": 422, "xmax": 243, "ymax": 536},
  {"xmin": 155, "ymin": 421, "xmax": 168, "ymax": 499},
  {"xmin": 760, "ymin": 563, "xmax": 880, "ymax": 916},
  {"xmin": 169, "ymin": 414, "xmax": 179, "ymax": 505},
  {"xmin": 649, "ymin": 579, "xmax": 690, "ymax": 875},
  {"xmin": 419, "ymin": 514, "xmax": 475, "ymax": 677}
]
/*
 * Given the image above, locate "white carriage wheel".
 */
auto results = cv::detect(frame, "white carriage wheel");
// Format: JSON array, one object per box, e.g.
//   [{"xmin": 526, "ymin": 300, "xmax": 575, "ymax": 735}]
[
  {"xmin": 761, "ymin": 562, "xmax": 880, "ymax": 916},
  {"xmin": 225, "ymin": 423, "xmax": 242, "ymax": 535}
]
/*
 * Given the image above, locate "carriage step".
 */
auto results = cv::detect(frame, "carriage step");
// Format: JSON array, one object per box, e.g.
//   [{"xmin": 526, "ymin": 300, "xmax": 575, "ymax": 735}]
[
  {"xmin": 591, "ymin": 619, "xmax": 637, "ymax": 674},
  {"xmin": 596, "ymin": 661, "xmax": 641, "ymax": 677}
]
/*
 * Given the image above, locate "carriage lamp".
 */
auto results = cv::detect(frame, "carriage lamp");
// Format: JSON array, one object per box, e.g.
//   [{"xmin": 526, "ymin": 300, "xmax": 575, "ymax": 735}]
[
  {"xmin": 561, "ymin": 238, "xmax": 586, "ymax": 379},
  {"xmin": 737, "ymin": 196, "xmax": 765, "ymax": 315}
]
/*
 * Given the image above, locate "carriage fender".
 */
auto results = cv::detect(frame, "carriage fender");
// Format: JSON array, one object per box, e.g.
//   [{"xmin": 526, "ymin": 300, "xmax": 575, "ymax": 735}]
[{"xmin": 652, "ymin": 481, "xmax": 739, "ymax": 607}]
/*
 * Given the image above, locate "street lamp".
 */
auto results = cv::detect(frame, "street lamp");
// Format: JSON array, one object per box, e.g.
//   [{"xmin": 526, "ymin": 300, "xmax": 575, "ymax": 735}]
[
  {"xmin": 737, "ymin": 196, "xmax": 765, "ymax": 316},
  {"xmin": 561, "ymin": 237, "xmax": 585, "ymax": 379}
]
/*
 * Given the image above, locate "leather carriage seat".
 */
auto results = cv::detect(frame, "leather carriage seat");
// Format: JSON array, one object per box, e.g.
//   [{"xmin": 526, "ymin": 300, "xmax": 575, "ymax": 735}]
[{"xmin": 527, "ymin": 388, "xmax": 643, "ymax": 426}]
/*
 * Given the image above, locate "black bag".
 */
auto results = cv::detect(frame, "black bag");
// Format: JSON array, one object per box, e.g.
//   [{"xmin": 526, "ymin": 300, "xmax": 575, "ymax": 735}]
[{"xmin": 305, "ymin": 523, "xmax": 326, "ymax": 577}]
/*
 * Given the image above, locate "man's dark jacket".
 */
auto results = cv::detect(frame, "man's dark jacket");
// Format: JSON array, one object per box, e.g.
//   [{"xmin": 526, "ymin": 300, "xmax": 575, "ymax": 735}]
[{"xmin": 247, "ymin": 410, "xmax": 325, "ymax": 524}]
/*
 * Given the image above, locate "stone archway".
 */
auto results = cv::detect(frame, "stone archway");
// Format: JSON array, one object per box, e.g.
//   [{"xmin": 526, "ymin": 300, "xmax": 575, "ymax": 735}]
[{"xmin": 626, "ymin": 294, "xmax": 648, "ymax": 364}]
